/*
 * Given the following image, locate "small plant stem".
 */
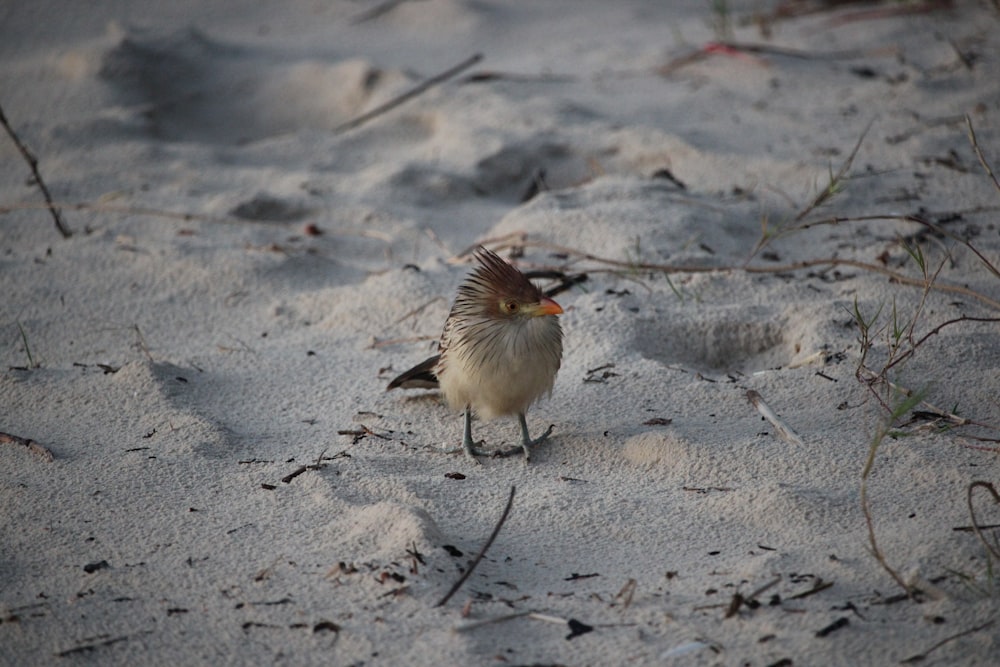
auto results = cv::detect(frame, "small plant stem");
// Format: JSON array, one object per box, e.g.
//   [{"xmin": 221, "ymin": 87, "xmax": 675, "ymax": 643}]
[
  {"xmin": 966, "ymin": 114, "xmax": 1000, "ymax": 195},
  {"xmin": 16, "ymin": 321, "xmax": 36, "ymax": 368},
  {"xmin": 860, "ymin": 390, "xmax": 925, "ymax": 596}
]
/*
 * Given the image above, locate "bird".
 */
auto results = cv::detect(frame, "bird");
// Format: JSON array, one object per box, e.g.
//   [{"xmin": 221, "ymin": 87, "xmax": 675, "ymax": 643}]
[{"xmin": 387, "ymin": 246, "xmax": 564, "ymax": 462}]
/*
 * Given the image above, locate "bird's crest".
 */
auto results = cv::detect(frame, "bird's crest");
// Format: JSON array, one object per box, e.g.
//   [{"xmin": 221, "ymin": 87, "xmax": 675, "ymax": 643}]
[{"xmin": 454, "ymin": 247, "xmax": 541, "ymax": 315}]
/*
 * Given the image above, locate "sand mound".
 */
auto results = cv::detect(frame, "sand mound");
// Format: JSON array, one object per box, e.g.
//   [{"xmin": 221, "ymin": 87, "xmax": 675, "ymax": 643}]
[{"xmin": 99, "ymin": 27, "xmax": 413, "ymax": 144}]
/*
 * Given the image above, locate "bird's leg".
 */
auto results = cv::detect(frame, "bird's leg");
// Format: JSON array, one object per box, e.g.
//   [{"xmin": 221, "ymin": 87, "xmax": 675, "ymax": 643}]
[
  {"xmin": 461, "ymin": 405, "xmax": 482, "ymax": 462},
  {"xmin": 443, "ymin": 406, "xmax": 487, "ymax": 462},
  {"xmin": 518, "ymin": 412, "xmax": 555, "ymax": 463}
]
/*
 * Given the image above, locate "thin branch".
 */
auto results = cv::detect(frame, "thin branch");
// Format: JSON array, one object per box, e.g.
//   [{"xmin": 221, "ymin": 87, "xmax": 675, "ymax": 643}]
[
  {"xmin": 857, "ymin": 367, "xmax": 977, "ymax": 428},
  {"xmin": 132, "ymin": 324, "xmax": 155, "ymax": 363},
  {"xmin": 967, "ymin": 481, "xmax": 1000, "ymax": 561},
  {"xmin": 501, "ymin": 237, "xmax": 1000, "ymax": 311},
  {"xmin": 452, "ymin": 231, "xmax": 530, "ymax": 263},
  {"xmin": 0, "ymin": 431, "xmax": 55, "ymax": 462},
  {"xmin": 966, "ymin": 114, "xmax": 1000, "ymax": 195},
  {"xmin": 821, "ymin": 1, "xmax": 955, "ymax": 28},
  {"xmin": 452, "ymin": 610, "xmax": 532, "ymax": 632},
  {"xmin": 55, "ymin": 630, "xmax": 153, "ymax": 658},
  {"xmin": 902, "ymin": 212, "xmax": 1000, "ymax": 281},
  {"xmin": 0, "ymin": 102, "xmax": 71, "ymax": 238},
  {"xmin": 885, "ymin": 315, "xmax": 1000, "ymax": 375},
  {"xmin": 745, "ymin": 120, "xmax": 872, "ymax": 261},
  {"xmin": 333, "ymin": 53, "xmax": 483, "ymax": 134},
  {"xmin": 368, "ymin": 334, "xmax": 437, "ymax": 349},
  {"xmin": 725, "ymin": 574, "xmax": 783, "ymax": 618},
  {"xmin": 393, "ymin": 296, "xmax": 445, "ymax": 326},
  {"xmin": 900, "ymin": 619, "xmax": 996, "ymax": 664},
  {"xmin": 752, "ymin": 257, "xmax": 1000, "ymax": 310},
  {"xmin": 794, "ymin": 119, "xmax": 873, "ymax": 224},
  {"xmin": 747, "ymin": 390, "xmax": 804, "ymax": 445},
  {"xmin": 435, "ymin": 485, "xmax": 516, "ymax": 607},
  {"xmin": 613, "ymin": 578, "xmax": 637, "ymax": 611},
  {"xmin": 350, "ymin": 0, "xmax": 408, "ymax": 24},
  {"xmin": 774, "ymin": 211, "xmax": 1000, "ymax": 281},
  {"xmin": 713, "ymin": 41, "xmax": 875, "ymax": 61},
  {"xmin": 787, "ymin": 578, "xmax": 834, "ymax": 600}
]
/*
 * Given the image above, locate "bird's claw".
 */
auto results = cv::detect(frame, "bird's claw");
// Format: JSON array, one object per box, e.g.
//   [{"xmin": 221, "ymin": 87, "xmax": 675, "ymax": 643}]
[
  {"xmin": 445, "ymin": 424, "xmax": 556, "ymax": 464},
  {"xmin": 485, "ymin": 423, "xmax": 557, "ymax": 463},
  {"xmin": 520, "ymin": 423, "xmax": 555, "ymax": 463},
  {"xmin": 532, "ymin": 423, "xmax": 556, "ymax": 444},
  {"xmin": 442, "ymin": 439, "xmax": 487, "ymax": 464}
]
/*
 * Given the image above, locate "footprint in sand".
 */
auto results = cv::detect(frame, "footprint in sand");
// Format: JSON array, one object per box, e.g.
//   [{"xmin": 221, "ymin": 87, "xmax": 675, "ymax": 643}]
[
  {"xmin": 98, "ymin": 27, "xmax": 412, "ymax": 145},
  {"xmin": 633, "ymin": 304, "xmax": 791, "ymax": 375}
]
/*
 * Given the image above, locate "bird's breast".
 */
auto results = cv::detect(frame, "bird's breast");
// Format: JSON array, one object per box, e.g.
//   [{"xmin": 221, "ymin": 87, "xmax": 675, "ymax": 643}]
[{"xmin": 437, "ymin": 316, "xmax": 562, "ymax": 419}]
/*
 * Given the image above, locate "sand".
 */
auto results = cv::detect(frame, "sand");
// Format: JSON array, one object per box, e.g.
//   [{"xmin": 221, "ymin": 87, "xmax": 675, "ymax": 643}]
[{"xmin": 2, "ymin": 1, "xmax": 1000, "ymax": 664}]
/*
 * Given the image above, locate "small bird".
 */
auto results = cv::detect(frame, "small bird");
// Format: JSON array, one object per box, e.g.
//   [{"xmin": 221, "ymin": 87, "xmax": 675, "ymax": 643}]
[{"xmin": 387, "ymin": 246, "xmax": 564, "ymax": 462}]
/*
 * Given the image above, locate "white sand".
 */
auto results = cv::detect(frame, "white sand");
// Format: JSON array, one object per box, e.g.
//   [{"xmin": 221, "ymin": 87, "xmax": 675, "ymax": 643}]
[{"xmin": 3, "ymin": 1, "xmax": 1000, "ymax": 664}]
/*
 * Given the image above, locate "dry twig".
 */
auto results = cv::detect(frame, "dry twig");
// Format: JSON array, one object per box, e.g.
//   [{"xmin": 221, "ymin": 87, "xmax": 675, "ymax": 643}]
[
  {"xmin": 0, "ymin": 431, "xmax": 54, "ymax": 462},
  {"xmin": 967, "ymin": 481, "xmax": 1000, "ymax": 561},
  {"xmin": 900, "ymin": 619, "xmax": 996, "ymax": 664},
  {"xmin": 614, "ymin": 578, "xmax": 637, "ymax": 611},
  {"xmin": 724, "ymin": 575, "xmax": 782, "ymax": 618},
  {"xmin": 0, "ymin": 103, "xmax": 71, "ymax": 238},
  {"xmin": 333, "ymin": 53, "xmax": 483, "ymax": 135},
  {"xmin": 747, "ymin": 390, "xmax": 804, "ymax": 445},
  {"xmin": 496, "ymin": 235, "xmax": 1000, "ymax": 311},
  {"xmin": 436, "ymin": 485, "xmax": 516, "ymax": 607},
  {"xmin": 966, "ymin": 114, "xmax": 1000, "ymax": 195}
]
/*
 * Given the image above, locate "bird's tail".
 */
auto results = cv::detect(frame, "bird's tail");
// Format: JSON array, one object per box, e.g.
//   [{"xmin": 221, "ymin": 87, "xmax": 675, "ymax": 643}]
[{"xmin": 385, "ymin": 354, "xmax": 441, "ymax": 390}]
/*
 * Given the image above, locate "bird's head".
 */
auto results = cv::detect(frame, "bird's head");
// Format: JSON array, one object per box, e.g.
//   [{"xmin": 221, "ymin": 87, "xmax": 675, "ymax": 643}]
[{"xmin": 454, "ymin": 247, "xmax": 563, "ymax": 321}]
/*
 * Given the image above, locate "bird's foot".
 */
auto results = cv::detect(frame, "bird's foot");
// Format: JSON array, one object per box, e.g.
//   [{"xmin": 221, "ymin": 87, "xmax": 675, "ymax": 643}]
[
  {"xmin": 519, "ymin": 423, "xmax": 555, "ymax": 463},
  {"xmin": 456, "ymin": 406, "xmax": 485, "ymax": 464},
  {"xmin": 443, "ymin": 439, "xmax": 487, "ymax": 464},
  {"xmin": 466, "ymin": 424, "xmax": 555, "ymax": 462}
]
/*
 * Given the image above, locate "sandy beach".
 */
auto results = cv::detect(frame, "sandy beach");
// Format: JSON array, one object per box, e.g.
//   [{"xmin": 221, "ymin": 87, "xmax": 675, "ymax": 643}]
[{"xmin": 2, "ymin": 1, "xmax": 1000, "ymax": 664}]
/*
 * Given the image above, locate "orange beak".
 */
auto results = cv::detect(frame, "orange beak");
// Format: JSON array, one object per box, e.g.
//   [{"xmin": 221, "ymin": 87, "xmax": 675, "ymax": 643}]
[{"xmin": 536, "ymin": 296, "xmax": 564, "ymax": 316}]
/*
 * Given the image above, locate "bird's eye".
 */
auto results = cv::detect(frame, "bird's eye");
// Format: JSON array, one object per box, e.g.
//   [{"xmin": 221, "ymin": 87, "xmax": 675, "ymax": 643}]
[{"xmin": 502, "ymin": 299, "xmax": 519, "ymax": 314}]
